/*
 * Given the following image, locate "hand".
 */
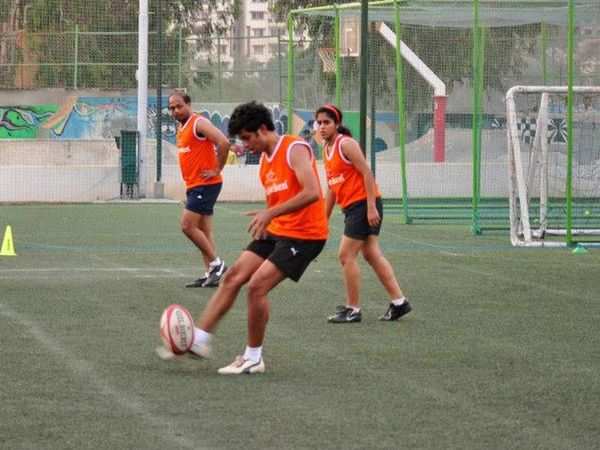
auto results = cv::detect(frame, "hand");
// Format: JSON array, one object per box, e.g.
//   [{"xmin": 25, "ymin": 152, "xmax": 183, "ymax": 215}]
[
  {"xmin": 367, "ymin": 204, "xmax": 381, "ymax": 227},
  {"xmin": 245, "ymin": 209, "xmax": 273, "ymax": 240},
  {"xmin": 200, "ymin": 169, "xmax": 220, "ymax": 179}
]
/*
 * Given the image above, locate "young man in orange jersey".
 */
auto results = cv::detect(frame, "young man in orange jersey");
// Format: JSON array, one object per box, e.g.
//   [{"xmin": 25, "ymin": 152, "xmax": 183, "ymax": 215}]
[
  {"xmin": 158, "ymin": 101, "xmax": 328, "ymax": 374},
  {"xmin": 315, "ymin": 103, "xmax": 412, "ymax": 323},
  {"xmin": 169, "ymin": 92, "xmax": 230, "ymax": 288}
]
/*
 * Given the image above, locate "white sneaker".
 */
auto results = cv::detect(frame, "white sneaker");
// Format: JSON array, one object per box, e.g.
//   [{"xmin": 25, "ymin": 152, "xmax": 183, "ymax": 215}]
[
  {"xmin": 217, "ymin": 355, "xmax": 265, "ymax": 375},
  {"xmin": 155, "ymin": 345, "xmax": 182, "ymax": 361},
  {"xmin": 155, "ymin": 341, "xmax": 211, "ymax": 361},
  {"xmin": 188, "ymin": 341, "xmax": 211, "ymax": 359}
]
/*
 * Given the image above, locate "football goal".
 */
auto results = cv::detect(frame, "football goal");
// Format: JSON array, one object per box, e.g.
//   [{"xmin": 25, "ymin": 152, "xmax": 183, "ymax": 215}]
[{"xmin": 507, "ymin": 85, "xmax": 600, "ymax": 247}]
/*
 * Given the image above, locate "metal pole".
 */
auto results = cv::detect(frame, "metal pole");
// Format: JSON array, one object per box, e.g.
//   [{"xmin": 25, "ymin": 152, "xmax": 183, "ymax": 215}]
[
  {"xmin": 369, "ymin": 22, "xmax": 377, "ymax": 177},
  {"xmin": 566, "ymin": 0, "xmax": 575, "ymax": 245},
  {"xmin": 359, "ymin": 0, "xmax": 369, "ymax": 155},
  {"xmin": 137, "ymin": 0, "xmax": 149, "ymax": 197},
  {"xmin": 177, "ymin": 27, "xmax": 183, "ymax": 87},
  {"xmin": 217, "ymin": 35, "xmax": 223, "ymax": 100},
  {"xmin": 541, "ymin": 22, "xmax": 548, "ymax": 85},
  {"xmin": 471, "ymin": 0, "xmax": 482, "ymax": 234},
  {"xmin": 334, "ymin": 5, "xmax": 342, "ymax": 106},
  {"xmin": 287, "ymin": 14, "xmax": 294, "ymax": 134},
  {"xmin": 277, "ymin": 32, "xmax": 283, "ymax": 105},
  {"xmin": 73, "ymin": 24, "xmax": 79, "ymax": 89},
  {"xmin": 156, "ymin": 0, "xmax": 163, "ymax": 183},
  {"xmin": 394, "ymin": 0, "xmax": 409, "ymax": 224}
]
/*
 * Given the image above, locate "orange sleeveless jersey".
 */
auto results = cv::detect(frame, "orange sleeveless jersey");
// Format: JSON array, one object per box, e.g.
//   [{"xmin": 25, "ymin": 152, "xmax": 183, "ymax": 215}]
[
  {"xmin": 176, "ymin": 114, "xmax": 222, "ymax": 189},
  {"xmin": 259, "ymin": 135, "xmax": 328, "ymax": 240},
  {"xmin": 324, "ymin": 134, "xmax": 380, "ymax": 209}
]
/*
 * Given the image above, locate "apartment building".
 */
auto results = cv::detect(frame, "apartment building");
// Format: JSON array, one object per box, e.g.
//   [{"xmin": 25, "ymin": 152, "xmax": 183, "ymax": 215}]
[{"xmin": 193, "ymin": 0, "xmax": 305, "ymax": 72}]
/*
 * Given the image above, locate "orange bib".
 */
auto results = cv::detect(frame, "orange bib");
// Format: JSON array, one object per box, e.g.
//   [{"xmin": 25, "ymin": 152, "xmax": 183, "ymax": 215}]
[
  {"xmin": 177, "ymin": 114, "xmax": 222, "ymax": 189},
  {"xmin": 259, "ymin": 135, "xmax": 328, "ymax": 240},
  {"xmin": 324, "ymin": 134, "xmax": 380, "ymax": 208}
]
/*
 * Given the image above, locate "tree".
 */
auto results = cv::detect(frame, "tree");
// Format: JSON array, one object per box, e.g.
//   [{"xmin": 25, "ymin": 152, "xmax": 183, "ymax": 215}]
[{"xmin": 1, "ymin": 0, "xmax": 241, "ymax": 89}]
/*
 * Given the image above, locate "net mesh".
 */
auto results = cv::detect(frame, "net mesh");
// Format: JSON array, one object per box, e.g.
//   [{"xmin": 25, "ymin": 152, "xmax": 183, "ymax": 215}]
[
  {"xmin": 509, "ymin": 89, "xmax": 600, "ymax": 244},
  {"xmin": 1, "ymin": 1, "xmax": 599, "ymax": 208},
  {"xmin": 0, "ymin": 1, "xmax": 287, "ymax": 202},
  {"xmin": 289, "ymin": 0, "xmax": 600, "ymax": 229}
]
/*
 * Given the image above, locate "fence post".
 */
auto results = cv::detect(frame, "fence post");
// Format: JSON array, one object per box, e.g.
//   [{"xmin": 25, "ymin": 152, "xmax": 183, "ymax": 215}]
[
  {"xmin": 74, "ymin": 24, "xmax": 79, "ymax": 89},
  {"xmin": 335, "ymin": 4, "xmax": 341, "ymax": 107},
  {"xmin": 287, "ymin": 14, "xmax": 294, "ymax": 134},
  {"xmin": 177, "ymin": 27, "xmax": 183, "ymax": 87},
  {"xmin": 277, "ymin": 32, "xmax": 283, "ymax": 105},
  {"xmin": 217, "ymin": 35, "xmax": 223, "ymax": 99}
]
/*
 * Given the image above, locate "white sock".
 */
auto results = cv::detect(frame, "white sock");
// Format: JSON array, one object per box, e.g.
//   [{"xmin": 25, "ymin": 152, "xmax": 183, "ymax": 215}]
[
  {"xmin": 392, "ymin": 297, "xmax": 406, "ymax": 306},
  {"xmin": 243, "ymin": 345, "xmax": 262, "ymax": 363},
  {"xmin": 346, "ymin": 305, "xmax": 361, "ymax": 313},
  {"xmin": 209, "ymin": 257, "xmax": 222, "ymax": 267},
  {"xmin": 193, "ymin": 328, "xmax": 212, "ymax": 346}
]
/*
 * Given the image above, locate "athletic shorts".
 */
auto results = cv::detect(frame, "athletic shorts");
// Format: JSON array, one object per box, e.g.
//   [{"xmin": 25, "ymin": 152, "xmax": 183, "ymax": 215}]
[
  {"xmin": 185, "ymin": 183, "xmax": 222, "ymax": 215},
  {"xmin": 342, "ymin": 197, "xmax": 383, "ymax": 240},
  {"xmin": 246, "ymin": 236, "xmax": 326, "ymax": 282}
]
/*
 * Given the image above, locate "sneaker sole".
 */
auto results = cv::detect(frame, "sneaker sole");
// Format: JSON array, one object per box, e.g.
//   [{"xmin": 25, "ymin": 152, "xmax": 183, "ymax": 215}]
[
  {"xmin": 155, "ymin": 346, "xmax": 209, "ymax": 361},
  {"xmin": 218, "ymin": 361, "xmax": 265, "ymax": 375},
  {"xmin": 155, "ymin": 346, "xmax": 186, "ymax": 361},
  {"xmin": 380, "ymin": 305, "xmax": 412, "ymax": 321}
]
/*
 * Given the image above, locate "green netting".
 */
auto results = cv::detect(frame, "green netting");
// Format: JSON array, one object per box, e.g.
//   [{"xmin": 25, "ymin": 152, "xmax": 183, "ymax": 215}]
[{"xmin": 288, "ymin": 0, "xmax": 600, "ymax": 235}]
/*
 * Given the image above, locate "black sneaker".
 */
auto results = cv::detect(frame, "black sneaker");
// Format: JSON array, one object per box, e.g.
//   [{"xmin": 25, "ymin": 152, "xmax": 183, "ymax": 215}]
[
  {"xmin": 185, "ymin": 273, "xmax": 209, "ymax": 288},
  {"xmin": 379, "ymin": 301, "xmax": 412, "ymax": 321},
  {"xmin": 202, "ymin": 260, "xmax": 227, "ymax": 287},
  {"xmin": 328, "ymin": 306, "xmax": 362, "ymax": 323}
]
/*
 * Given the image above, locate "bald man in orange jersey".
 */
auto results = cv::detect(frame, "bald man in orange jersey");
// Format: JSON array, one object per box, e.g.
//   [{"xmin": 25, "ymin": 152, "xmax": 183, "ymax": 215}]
[{"xmin": 169, "ymin": 92, "xmax": 230, "ymax": 288}]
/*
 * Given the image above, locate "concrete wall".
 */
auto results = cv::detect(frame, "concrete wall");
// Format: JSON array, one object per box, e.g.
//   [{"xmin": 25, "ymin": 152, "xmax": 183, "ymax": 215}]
[{"xmin": 0, "ymin": 137, "xmax": 509, "ymax": 202}]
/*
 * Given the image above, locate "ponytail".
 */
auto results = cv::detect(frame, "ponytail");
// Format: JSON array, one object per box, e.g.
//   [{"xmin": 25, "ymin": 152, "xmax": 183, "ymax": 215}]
[{"xmin": 337, "ymin": 125, "xmax": 352, "ymax": 137}]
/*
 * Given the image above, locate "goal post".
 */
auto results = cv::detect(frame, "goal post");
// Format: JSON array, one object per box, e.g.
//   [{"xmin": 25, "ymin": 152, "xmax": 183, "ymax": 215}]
[{"xmin": 507, "ymin": 85, "xmax": 600, "ymax": 247}]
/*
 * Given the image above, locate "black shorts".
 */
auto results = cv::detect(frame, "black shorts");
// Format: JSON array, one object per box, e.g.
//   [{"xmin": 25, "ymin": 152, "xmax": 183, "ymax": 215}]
[
  {"xmin": 246, "ymin": 236, "xmax": 326, "ymax": 282},
  {"xmin": 185, "ymin": 183, "xmax": 222, "ymax": 215},
  {"xmin": 342, "ymin": 197, "xmax": 383, "ymax": 240}
]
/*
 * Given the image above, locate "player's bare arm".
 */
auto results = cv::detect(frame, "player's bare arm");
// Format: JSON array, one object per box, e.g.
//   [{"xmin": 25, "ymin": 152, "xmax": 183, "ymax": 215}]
[
  {"xmin": 196, "ymin": 119, "xmax": 231, "ymax": 178},
  {"xmin": 325, "ymin": 188, "xmax": 336, "ymax": 219},
  {"xmin": 340, "ymin": 139, "xmax": 381, "ymax": 226}
]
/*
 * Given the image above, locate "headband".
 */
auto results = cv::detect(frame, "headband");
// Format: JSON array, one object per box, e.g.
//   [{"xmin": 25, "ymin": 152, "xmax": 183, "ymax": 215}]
[{"xmin": 320, "ymin": 103, "xmax": 341, "ymax": 124}]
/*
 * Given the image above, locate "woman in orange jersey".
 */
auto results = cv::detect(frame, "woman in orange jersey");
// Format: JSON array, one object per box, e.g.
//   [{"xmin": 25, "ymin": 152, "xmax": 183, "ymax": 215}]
[
  {"xmin": 315, "ymin": 103, "xmax": 412, "ymax": 323},
  {"xmin": 158, "ymin": 101, "xmax": 328, "ymax": 375},
  {"xmin": 168, "ymin": 92, "xmax": 230, "ymax": 288}
]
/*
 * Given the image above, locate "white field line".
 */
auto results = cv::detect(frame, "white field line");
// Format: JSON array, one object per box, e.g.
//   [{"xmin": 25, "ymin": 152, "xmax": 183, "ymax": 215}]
[
  {"xmin": 0, "ymin": 267, "xmax": 190, "ymax": 273},
  {"xmin": 0, "ymin": 303, "xmax": 202, "ymax": 450},
  {"xmin": 0, "ymin": 267, "xmax": 192, "ymax": 280}
]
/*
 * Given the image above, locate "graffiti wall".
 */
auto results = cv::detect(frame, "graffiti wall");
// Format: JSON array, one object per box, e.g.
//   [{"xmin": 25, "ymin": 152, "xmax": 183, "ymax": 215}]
[
  {"xmin": 0, "ymin": 96, "xmax": 289, "ymax": 147},
  {"xmin": 0, "ymin": 104, "xmax": 58, "ymax": 138},
  {"xmin": 1, "ymin": 94, "xmax": 398, "ymax": 157}
]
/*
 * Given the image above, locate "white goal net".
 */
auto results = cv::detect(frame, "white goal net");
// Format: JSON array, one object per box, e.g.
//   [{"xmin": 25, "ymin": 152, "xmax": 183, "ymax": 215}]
[{"xmin": 507, "ymin": 85, "xmax": 600, "ymax": 247}]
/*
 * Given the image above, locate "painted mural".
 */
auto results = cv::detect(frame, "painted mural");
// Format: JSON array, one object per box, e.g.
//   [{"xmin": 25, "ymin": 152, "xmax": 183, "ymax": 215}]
[
  {"xmin": 1, "ymin": 96, "xmax": 396, "ymax": 158},
  {"xmin": 0, "ymin": 97, "xmax": 288, "ymax": 147},
  {"xmin": 0, "ymin": 105, "xmax": 58, "ymax": 138}
]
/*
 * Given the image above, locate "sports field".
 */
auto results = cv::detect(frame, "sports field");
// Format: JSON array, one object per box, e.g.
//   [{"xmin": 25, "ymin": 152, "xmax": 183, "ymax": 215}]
[{"xmin": 1, "ymin": 202, "xmax": 599, "ymax": 450}]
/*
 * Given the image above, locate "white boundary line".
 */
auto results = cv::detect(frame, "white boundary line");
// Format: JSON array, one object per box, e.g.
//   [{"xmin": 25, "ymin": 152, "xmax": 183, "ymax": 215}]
[{"xmin": 0, "ymin": 303, "xmax": 202, "ymax": 450}]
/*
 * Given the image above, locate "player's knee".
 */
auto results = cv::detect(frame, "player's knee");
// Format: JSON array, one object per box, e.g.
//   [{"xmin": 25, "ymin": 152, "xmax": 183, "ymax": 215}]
[
  {"xmin": 246, "ymin": 279, "xmax": 268, "ymax": 302},
  {"xmin": 222, "ymin": 266, "xmax": 246, "ymax": 288},
  {"xmin": 180, "ymin": 219, "xmax": 194, "ymax": 235},
  {"xmin": 362, "ymin": 248, "xmax": 380, "ymax": 265},
  {"xmin": 338, "ymin": 250, "xmax": 356, "ymax": 266}
]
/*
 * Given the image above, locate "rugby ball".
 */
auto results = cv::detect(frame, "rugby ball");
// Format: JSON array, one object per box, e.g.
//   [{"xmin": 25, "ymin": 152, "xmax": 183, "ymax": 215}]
[{"xmin": 159, "ymin": 304, "xmax": 194, "ymax": 355}]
